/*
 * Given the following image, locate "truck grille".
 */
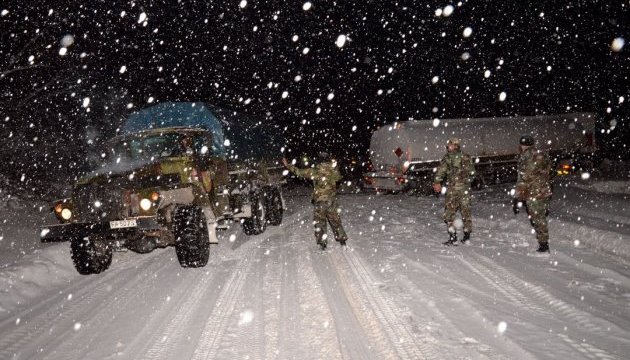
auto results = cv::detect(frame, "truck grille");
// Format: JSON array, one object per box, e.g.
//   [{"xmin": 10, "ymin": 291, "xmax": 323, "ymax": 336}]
[{"xmin": 73, "ymin": 184, "xmax": 128, "ymax": 222}]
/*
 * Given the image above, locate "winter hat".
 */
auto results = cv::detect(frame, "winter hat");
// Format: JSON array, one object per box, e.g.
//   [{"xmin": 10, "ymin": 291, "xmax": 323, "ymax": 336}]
[
  {"xmin": 317, "ymin": 151, "xmax": 331, "ymax": 160},
  {"xmin": 519, "ymin": 134, "xmax": 535, "ymax": 146},
  {"xmin": 447, "ymin": 137, "xmax": 461, "ymax": 146}
]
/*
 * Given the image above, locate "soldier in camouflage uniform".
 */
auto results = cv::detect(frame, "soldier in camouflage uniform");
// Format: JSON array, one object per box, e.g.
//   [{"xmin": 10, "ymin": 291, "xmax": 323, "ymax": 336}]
[
  {"xmin": 433, "ymin": 137, "xmax": 476, "ymax": 245},
  {"xmin": 513, "ymin": 134, "xmax": 553, "ymax": 253},
  {"xmin": 282, "ymin": 152, "xmax": 348, "ymax": 250}
]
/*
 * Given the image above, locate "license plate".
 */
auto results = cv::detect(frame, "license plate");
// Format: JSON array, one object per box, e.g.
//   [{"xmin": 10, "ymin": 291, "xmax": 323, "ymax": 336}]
[{"xmin": 109, "ymin": 219, "xmax": 137, "ymax": 229}]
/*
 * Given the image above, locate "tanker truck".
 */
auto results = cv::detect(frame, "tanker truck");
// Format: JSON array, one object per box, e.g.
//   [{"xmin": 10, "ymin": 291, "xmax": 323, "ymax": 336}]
[
  {"xmin": 363, "ymin": 113, "xmax": 599, "ymax": 193},
  {"xmin": 41, "ymin": 102, "xmax": 285, "ymax": 274}
]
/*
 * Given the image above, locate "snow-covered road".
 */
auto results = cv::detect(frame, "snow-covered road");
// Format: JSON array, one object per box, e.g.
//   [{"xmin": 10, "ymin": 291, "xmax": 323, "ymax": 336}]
[{"xmin": 0, "ymin": 179, "xmax": 629, "ymax": 359}]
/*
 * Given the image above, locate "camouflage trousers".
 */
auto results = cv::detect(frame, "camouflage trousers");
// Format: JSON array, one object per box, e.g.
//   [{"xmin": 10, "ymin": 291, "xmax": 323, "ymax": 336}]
[
  {"xmin": 443, "ymin": 189, "xmax": 472, "ymax": 233},
  {"xmin": 526, "ymin": 198, "xmax": 549, "ymax": 245},
  {"xmin": 313, "ymin": 199, "xmax": 347, "ymax": 245}
]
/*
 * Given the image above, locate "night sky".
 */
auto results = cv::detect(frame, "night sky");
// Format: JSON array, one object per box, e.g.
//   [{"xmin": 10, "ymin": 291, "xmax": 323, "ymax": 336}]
[{"xmin": 0, "ymin": 1, "xmax": 628, "ymax": 197}]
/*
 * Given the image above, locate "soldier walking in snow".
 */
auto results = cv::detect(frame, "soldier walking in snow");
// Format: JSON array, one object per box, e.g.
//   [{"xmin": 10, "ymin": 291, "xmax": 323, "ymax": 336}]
[
  {"xmin": 282, "ymin": 152, "xmax": 348, "ymax": 250},
  {"xmin": 432, "ymin": 137, "xmax": 476, "ymax": 245},
  {"xmin": 513, "ymin": 134, "xmax": 553, "ymax": 253}
]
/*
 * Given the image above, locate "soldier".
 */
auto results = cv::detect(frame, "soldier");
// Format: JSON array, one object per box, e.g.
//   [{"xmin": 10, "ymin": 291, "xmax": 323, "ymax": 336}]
[
  {"xmin": 432, "ymin": 137, "xmax": 476, "ymax": 245},
  {"xmin": 513, "ymin": 134, "xmax": 553, "ymax": 253},
  {"xmin": 282, "ymin": 152, "xmax": 348, "ymax": 250}
]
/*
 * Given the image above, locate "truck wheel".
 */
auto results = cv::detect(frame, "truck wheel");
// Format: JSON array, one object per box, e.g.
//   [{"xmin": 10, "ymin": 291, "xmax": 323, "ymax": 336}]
[
  {"xmin": 174, "ymin": 206, "xmax": 210, "ymax": 268},
  {"xmin": 265, "ymin": 188, "xmax": 284, "ymax": 226},
  {"xmin": 242, "ymin": 193, "xmax": 267, "ymax": 235},
  {"xmin": 70, "ymin": 237, "xmax": 113, "ymax": 275}
]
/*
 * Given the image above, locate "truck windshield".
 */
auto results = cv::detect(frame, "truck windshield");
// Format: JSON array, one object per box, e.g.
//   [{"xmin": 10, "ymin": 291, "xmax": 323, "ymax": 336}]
[{"xmin": 100, "ymin": 132, "xmax": 209, "ymax": 167}]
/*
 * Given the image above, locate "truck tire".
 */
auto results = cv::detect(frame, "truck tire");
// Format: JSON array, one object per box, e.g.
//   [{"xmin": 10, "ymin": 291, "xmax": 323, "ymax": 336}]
[
  {"xmin": 242, "ymin": 192, "xmax": 267, "ymax": 235},
  {"xmin": 265, "ymin": 188, "xmax": 283, "ymax": 226},
  {"xmin": 70, "ymin": 237, "xmax": 113, "ymax": 275},
  {"xmin": 174, "ymin": 206, "xmax": 210, "ymax": 268}
]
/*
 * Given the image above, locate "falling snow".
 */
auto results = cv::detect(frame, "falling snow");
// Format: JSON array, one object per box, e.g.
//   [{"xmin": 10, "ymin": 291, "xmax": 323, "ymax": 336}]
[{"xmin": 0, "ymin": 2, "xmax": 628, "ymax": 359}]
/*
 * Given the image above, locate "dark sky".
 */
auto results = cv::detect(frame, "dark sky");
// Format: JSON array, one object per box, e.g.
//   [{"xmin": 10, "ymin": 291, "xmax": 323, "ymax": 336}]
[{"xmin": 0, "ymin": 1, "xmax": 628, "ymax": 194}]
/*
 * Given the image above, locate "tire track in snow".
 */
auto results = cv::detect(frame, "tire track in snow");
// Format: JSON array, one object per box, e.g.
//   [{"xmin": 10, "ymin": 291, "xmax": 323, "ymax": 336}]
[
  {"xmin": 397, "ymin": 252, "xmax": 537, "ymax": 360},
  {"xmin": 274, "ymin": 244, "xmax": 306, "ymax": 359},
  {"xmin": 190, "ymin": 247, "xmax": 256, "ymax": 360},
  {"xmin": 339, "ymin": 249, "xmax": 440, "ymax": 360},
  {"xmin": 43, "ymin": 254, "xmax": 198, "ymax": 360},
  {"xmin": 0, "ymin": 249, "xmax": 167, "ymax": 360},
  {"xmin": 261, "ymin": 245, "xmax": 283, "ymax": 360},
  {"xmin": 212, "ymin": 246, "xmax": 267, "ymax": 359},
  {"xmin": 138, "ymin": 266, "xmax": 227, "ymax": 360},
  {"xmin": 557, "ymin": 333, "xmax": 618, "ymax": 360},
  {"xmin": 291, "ymin": 247, "xmax": 342, "ymax": 359},
  {"xmin": 259, "ymin": 239, "xmax": 306, "ymax": 360},
  {"xmin": 551, "ymin": 251, "xmax": 630, "ymax": 327},
  {"xmin": 457, "ymin": 254, "xmax": 550, "ymax": 316},
  {"xmin": 93, "ymin": 242, "xmax": 249, "ymax": 360},
  {"xmin": 0, "ymin": 247, "xmax": 163, "ymax": 329},
  {"xmin": 311, "ymin": 249, "xmax": 380, "ymax": 360},
  {"xmin": 468, "ymin": 252, "xmax": 626, "ymax": 359},
  {"xmin": 263, "ymin": 205, "xmax": 341, "ymax": 359}
]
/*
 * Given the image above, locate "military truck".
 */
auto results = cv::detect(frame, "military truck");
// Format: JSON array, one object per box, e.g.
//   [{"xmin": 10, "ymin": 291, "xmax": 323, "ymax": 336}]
[{"xmin": 41, "ymin": 102, "xmax": 285, "ymax": 274}]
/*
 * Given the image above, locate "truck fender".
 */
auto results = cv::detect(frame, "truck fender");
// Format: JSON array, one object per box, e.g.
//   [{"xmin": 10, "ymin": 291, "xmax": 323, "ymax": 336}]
[
  {"xmin": 157, "ymin": 187, "xmax": 195, "ymax": 209},
  {"xmin": 202, "ymin": 206, "xmax": 219, "ymax": 244}
]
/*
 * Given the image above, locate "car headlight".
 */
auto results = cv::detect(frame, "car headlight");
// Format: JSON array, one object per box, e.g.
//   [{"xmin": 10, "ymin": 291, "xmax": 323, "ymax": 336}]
[
  {"xmin": 61, "ymin": 208, "xmax": 73, "ymax": 220},
  {"xmin": 140, "ymin": 198, "xmax": 153, "ymax": 211}
]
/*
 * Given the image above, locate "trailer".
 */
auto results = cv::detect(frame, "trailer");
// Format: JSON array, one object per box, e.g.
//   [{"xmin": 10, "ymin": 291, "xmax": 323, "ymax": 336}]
[{"xmin": 363, "ymin": 113, "xmax": 599, "ymax": 193}]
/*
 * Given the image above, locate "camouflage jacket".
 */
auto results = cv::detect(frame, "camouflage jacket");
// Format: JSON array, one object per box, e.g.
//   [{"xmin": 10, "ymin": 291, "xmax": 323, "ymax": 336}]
[
  {"xmin": 434, "ymin": 151, "xmax": 475, "ymax": 192},
  {"xmin": 286, "ymin": 161, "xmax": 342, "ymax": 202},
  {"xmin": 516, "ymin": 147, "xmax": 552, "ymax": 200}
]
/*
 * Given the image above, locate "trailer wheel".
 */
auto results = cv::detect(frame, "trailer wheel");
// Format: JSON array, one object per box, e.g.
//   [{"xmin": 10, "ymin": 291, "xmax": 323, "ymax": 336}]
[
  {"xmin": 242, "ymin": 192, "xmax": 267, "ymax": 235},
  {"xmin": 70, "ymin": 236, "xmax": 113, "ymax": 275},
  {"xmin": 174, "ymin": 206, "xmax": 210, "ymax": 268},
  {"xmin": 471, "ymin": 175, "xmax": 485, "ymax": 190},
  {"xmin": 265, "ymin": 188, "xmax": 284, "ymax": 226}
]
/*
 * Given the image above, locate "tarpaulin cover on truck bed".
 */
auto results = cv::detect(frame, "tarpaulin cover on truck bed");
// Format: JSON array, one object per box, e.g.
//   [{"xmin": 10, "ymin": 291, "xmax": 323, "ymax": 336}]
[{"xmin": 122, "ymin": 102, "xmax": 282, "ymax": 161}]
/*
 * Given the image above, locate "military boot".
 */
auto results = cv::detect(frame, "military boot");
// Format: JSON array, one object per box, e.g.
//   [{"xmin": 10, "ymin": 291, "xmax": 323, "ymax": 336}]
[
  {"xmin": 461, "ymin": 232, "xmax": 471, "ymax": 243},
  {"xmin": 317, "ymin": 240, "xmax": 327, "ymax": 251},
  {"xmin": 536, "ymin": 242, "xmax": 549, "ymax": 253},
  {"xmin": 443, "ymin": 232, "xmax": 457, "ymax": 246}
]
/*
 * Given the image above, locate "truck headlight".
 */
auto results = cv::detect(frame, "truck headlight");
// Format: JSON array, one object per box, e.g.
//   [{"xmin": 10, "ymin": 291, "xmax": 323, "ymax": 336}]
[
  {"xmin": 61, "ymin": 208, "xmax": 73, "ymax": 220},
  {"xmin": 53, "ymin": 199, "xmax": 72, "ymax": 222},
  {"xmin": 140, "ymin": 198, "xmax": 153, "ymax": 211}
]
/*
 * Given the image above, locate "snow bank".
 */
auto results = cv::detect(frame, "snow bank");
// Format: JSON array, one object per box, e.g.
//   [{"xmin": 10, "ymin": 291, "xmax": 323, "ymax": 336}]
[
  {"xmin": 0, "ymin": 244, "xmax": 76, "ymax": 314},
  {"xmin": 572, "ymin": 180, "xmax": 630, "ymax": 195},
  {"xmin": 558, "ymin": 222, "xmax": 630, "ymax": 259}
]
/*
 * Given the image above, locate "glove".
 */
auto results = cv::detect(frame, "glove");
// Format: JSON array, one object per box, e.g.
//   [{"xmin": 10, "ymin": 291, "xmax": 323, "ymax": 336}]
[{"xmin": 512, "ymin": 198, "xmax": 524, "ymax": 215}]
